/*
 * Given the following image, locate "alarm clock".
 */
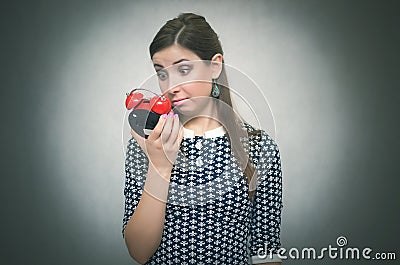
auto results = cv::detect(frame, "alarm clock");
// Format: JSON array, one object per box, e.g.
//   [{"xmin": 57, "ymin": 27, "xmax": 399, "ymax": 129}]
[{"xmin": 125, "ymin": 88, "xmax": 172, "ymax": 138}]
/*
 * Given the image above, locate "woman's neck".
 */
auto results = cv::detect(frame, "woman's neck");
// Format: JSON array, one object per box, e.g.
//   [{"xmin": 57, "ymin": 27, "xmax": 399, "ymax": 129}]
[
  {"xmin": 182, "ymin": 117, "xmax": 222, "ymax": 136},
  {"xmin": 178, "ymin": 97, "xmax": 223, "ymax": 136}
]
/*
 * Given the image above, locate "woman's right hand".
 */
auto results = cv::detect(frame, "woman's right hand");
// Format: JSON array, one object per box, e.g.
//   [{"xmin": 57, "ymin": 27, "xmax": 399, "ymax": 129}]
[{"xmin": 130, "ymin": 111, "xmax": 183, "ymax": 178}]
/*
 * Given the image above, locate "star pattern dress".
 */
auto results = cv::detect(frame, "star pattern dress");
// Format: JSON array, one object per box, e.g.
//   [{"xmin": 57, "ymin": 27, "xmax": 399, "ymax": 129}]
[{"xmin": 122, "ymin": 122, "xmax": 283, "ymax": 264}]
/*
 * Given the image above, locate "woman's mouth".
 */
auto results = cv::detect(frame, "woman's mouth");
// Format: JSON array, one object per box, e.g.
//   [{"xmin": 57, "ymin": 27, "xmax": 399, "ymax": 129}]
[{"xmin": 173, "ymin": 98, "xmax": 189, "ymax": 106}]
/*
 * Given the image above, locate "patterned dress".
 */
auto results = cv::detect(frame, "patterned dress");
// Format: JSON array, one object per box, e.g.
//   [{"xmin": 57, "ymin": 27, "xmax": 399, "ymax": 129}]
[{"xmin": 123, "ymin": 123, "xmax": 283, "ymax": 264}]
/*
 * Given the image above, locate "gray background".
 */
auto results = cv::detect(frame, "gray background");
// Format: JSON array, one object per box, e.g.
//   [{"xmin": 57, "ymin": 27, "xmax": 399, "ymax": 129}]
[{"xmin": 1, "ymin": 0, "xmax": 399, "ymax": 264}]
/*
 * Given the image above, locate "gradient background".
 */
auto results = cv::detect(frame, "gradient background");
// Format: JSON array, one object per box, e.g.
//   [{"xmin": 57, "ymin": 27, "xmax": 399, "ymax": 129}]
[{"xmin": 1, "ymin": 0, "xmax": 399, "ymax": 264}]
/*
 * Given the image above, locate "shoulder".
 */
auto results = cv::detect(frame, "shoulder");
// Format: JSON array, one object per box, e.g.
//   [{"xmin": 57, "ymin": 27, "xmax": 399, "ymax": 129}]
[
  {"xmin": 239, "ymin": 121, "xmax": 257, "ymax": 133},
  {"xmin": 239, "ymin": 121, "xmax": 280, "ymax": 153}
]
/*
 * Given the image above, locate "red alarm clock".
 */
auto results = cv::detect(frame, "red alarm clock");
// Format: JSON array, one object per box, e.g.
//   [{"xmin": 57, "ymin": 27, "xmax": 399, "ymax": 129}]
[{"xmin": 125, "ymin": 88, "xmax": 172, "ymax": 138}]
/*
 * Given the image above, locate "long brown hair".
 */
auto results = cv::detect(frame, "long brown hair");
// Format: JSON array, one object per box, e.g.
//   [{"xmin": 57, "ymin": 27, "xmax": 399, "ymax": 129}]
[{"xmin": 149, "ymin": 13, "xmax": 260, "ymax": 200}]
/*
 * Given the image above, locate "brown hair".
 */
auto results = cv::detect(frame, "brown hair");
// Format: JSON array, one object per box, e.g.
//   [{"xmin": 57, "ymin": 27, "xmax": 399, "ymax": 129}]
[{"xmin": 149, "ymin": 13, "xmax": 260, "ymax": 200}]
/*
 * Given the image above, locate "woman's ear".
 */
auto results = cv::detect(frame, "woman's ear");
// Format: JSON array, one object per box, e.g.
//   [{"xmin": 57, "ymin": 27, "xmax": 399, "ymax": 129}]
[{"xmin": 210, "ymin": 53, "xmax": 223, "ymax": 79}]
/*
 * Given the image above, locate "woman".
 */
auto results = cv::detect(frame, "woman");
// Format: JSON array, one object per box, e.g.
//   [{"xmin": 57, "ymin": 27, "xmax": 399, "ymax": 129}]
[{"xmin": 123, "ymin": 13, "xmax": 283, "ymax": 264}]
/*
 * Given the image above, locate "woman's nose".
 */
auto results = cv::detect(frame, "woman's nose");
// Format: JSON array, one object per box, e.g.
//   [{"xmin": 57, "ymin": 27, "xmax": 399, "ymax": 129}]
[
  {"xmin": 165, "ymin": 71, "xmax": 182, "ymax": 91},
  {"xmin": 166, "ymin": 83, "xmax": 182, "ymax": 95},
  {"xmin": 168, "ymin": 72, "xmax": 183, "ymax": 89}
]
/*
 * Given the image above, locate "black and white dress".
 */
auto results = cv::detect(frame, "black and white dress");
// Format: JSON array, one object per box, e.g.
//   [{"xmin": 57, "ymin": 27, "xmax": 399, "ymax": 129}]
[{"xmin": 123, "ymin": 123, "xmax": 283, "ymax": 264}]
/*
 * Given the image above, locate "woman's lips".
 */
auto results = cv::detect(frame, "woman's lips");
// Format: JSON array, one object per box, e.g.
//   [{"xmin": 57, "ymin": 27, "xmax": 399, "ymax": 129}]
[{"xmin": 173, "ymin": 98, "xmax": 189, "ymax": 106}]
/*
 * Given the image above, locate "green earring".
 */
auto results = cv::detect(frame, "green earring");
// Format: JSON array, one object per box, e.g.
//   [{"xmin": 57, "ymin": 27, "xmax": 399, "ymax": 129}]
[{"xmin": 212, "ymin": 79, "xmax": 220, "ymax": 98}]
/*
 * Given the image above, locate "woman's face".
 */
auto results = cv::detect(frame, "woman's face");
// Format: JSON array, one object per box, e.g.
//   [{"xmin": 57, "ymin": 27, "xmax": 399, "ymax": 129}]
[{"xmin": 152, "ymin": 44, "xmax": 222, "ymax": 116}]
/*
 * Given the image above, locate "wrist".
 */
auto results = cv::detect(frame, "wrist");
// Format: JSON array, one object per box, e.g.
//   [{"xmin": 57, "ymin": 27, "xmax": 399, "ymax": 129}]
[
  {"xmin": 144, "ymin": 165, "xmax": 172, "ymax": 203},
  {"xmin": 148, "ymin": 163, "xmax": 172, "ymax": 178}
]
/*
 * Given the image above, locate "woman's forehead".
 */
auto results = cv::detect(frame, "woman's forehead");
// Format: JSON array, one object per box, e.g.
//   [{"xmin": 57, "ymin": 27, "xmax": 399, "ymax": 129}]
[{"xmin": 152, "ymin": 45, "xmax": 201, "ymax": 67}]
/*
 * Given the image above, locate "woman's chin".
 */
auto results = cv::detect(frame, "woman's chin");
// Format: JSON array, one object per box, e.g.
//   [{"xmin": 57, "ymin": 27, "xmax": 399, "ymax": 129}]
[
  {"xmin": 173, "ymin": 105, "xmax": 194, "ymax": 116},
  {"xmin": 173, "ymin": 98, "xmax": 215, "ymax": 117}
]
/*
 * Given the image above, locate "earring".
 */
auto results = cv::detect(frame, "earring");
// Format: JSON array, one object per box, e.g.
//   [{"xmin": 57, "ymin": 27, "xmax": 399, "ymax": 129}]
[{"xmin": 211, "ymin": 79, "xmax": 220, "ymax": 98}]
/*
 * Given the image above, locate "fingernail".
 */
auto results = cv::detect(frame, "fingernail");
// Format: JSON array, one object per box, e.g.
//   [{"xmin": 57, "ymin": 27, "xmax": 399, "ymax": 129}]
[
  {"xmin": 168, "ymin": 112, "xmax": 173, "ymax": 117},
  {"xmin": 174, "ymin": 114, "xmax": 178, "ymax": 118},
  {"xmin": 162, "ymin": 114, "xmax": 167, "ymax": 119}
]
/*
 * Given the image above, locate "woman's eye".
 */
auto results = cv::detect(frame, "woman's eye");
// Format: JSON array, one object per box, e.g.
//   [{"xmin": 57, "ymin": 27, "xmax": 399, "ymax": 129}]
[
  {"xmin": 157, "ymin": 70, "xmax": 168, "ymax": 81},
  {"xmin": 178, "ymin": 65, "xmax": 192, "ymax": 75}
]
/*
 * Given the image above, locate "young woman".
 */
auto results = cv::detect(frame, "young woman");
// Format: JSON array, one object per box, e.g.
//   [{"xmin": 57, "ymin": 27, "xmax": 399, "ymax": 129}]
[{"xmin": 122, "ymin": 13, "xmax": 283, "ymax": 264}]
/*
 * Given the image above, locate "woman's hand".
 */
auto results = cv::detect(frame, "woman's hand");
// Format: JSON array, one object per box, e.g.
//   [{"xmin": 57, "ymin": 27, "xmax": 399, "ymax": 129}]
[{"xmin": 130, "ymin": 111, "xmax": 183, "ymax": 178}]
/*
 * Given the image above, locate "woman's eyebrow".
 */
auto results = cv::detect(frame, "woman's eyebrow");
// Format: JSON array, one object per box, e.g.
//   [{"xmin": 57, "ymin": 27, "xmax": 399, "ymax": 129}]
[
  {"xmin": 173, "ymin": 59, "xmax": 189, "ymax": 65},
  {"xmin": 153, "ymin": 59, "xmax": 190, "ymax": 69}
]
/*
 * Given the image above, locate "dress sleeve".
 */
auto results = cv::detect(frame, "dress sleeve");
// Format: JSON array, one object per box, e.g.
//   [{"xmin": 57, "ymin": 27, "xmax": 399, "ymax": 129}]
[
  {"xmin": 248, "ymin": 131, "xmax": 283, "ymax": 264},
  {"xmin": 122, "ymin": 137, "xmax": 148, "ymax": 237}
]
